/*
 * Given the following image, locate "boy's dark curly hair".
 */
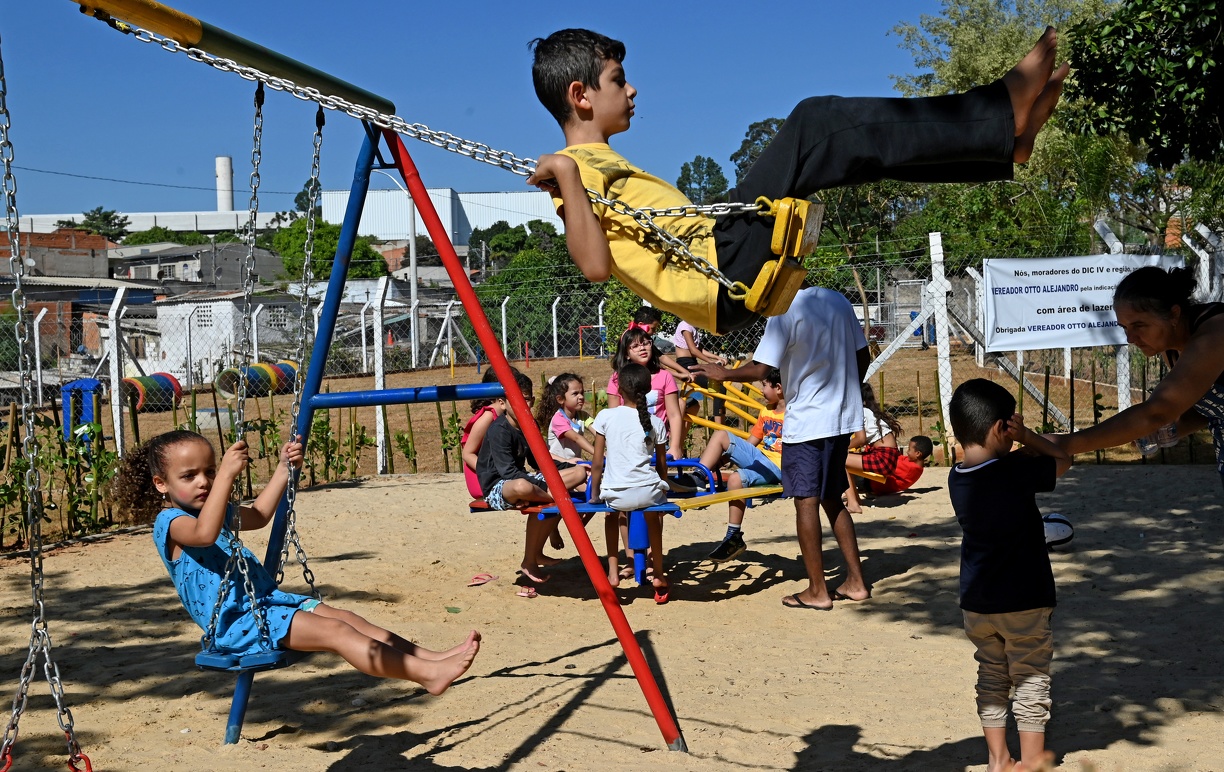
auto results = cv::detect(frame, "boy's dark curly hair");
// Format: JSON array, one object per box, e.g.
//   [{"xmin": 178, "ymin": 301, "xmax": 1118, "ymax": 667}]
[
  {"xmin": 529, "ymin": 28, "xmax": 626, "ymax": 127},
  {"xmin": 113, "ymin": 430, "xmax": 212, "ymax": 524}
]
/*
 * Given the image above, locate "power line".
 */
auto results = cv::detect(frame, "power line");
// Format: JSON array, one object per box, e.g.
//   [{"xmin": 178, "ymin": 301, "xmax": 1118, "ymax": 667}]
[{"xmin": 12, "ymin": 165, "xmax": 298, "ymax": 196}]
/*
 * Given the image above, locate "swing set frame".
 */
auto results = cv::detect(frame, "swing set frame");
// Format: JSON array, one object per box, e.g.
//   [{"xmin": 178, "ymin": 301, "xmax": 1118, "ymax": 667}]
[{"xmin": 64, "ymin": 0, "xmax": 687, "ymax": 752}]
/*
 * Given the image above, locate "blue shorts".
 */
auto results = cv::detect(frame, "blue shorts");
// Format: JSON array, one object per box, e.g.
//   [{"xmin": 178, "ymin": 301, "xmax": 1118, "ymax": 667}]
[
  {"xmin": 486, "ymin": 473, "xmax": 547, "ymax": 511},
  {"xmin": 780, "ymin": 435, "xmax": 851, "ymax": 500},
  {"xmin": 727, "ymin": 434, "xmax": 782, "ymax": 487}
]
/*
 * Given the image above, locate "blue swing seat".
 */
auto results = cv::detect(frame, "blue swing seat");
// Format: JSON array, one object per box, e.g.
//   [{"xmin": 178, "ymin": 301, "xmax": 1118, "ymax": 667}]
[{"xmin": 195, "ymin": 648, "xmax": 309, "ymax": 673}]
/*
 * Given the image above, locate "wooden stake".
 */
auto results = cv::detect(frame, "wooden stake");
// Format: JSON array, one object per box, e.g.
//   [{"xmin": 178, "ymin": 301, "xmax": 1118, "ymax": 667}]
[
  {"xmin": 916, "ymin": 371, "xmax": 923, "ymax": 434},
  {"xmin": 435, "ymin": 401, "xmax": 450, "ymax": 473},
  {"xmin": 1, "ymin": 403, "xmax": 16, "ymax": 472},
  {"xmin": 405, "ymin": 404, "xmax": 417, "ymax": 474},
  {"xmin": 128, "ymin": 388, "xmax": 141, "ymax": 446}
]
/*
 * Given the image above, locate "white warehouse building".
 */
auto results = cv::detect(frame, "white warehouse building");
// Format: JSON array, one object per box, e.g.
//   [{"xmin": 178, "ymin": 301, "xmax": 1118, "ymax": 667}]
[{"xmin": 321, "ymin": 188, "xmax": 562, "ymax": 245}]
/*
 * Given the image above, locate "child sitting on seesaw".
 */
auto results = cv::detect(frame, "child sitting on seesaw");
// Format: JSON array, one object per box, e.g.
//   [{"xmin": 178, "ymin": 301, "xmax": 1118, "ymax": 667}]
[
  {"xmin": 475, "ymin": 368, "xmax": 589, "ymax": 587},
  {"xmin": 698, "ymin": 367, "xmax": 785, "ymax": 564},
  {"xmin": 536, "ymin": 372, "xmax": 595, "ymax": 461},
  {"xmin": 590, "ymin": 362, "xmax": 675, "ymax": 603},
  {"xmin": 114, "ymin": 430, "xmax": 479, "ymax": 695},
  {"xmin": 527, "ymin": 27, "xmax": 1068, "ymax": 333},
  {"xmin": 846, "ymin": 435, "xmax": 934, "ymax": 504}
]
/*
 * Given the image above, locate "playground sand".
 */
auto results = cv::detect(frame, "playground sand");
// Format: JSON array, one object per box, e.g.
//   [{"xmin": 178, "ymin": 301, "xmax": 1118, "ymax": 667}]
[{"xmin": 2, "ymin": 464, "xmax": 1222, "ymax": 771}]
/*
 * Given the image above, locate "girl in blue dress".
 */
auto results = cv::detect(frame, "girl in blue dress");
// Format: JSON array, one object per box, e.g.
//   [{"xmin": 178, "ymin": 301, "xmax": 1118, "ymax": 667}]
[{"xmin": 115, "ymin": 430, "xmax": 479, "ymax": 695}]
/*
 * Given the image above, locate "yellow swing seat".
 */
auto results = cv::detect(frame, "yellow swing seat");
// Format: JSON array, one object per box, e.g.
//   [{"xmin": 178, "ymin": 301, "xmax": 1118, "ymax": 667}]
[{"xmin": 741, "ymin": 197, "xmax": 825, "ymax": 317}]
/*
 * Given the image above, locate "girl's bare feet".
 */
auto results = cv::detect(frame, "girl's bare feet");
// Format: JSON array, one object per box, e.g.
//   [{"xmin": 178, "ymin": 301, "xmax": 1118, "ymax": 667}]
[
  {"xmin": 414, "ymin": 630, "xmax": 483, "ymax": 661},
  {"xmin": 550, "ymin": 531, "xmax": 565, "ymax": 550},
  {"xmin": 1002, "ymin": 26, "xmax": 1058, "ymax": 137},
  {"xmin": 607, "ymin": 557, "xmax": 621, "ymax": 588},
  {"xmin": 1013, "ymin": 63, "xmax": 1069, "ymax": 163},
  {"xmin": 537, "ymin": 554, "xmax": 564, "ymax": 567},
  {"xmin": 417, "ymin": 632, "xmax": 480, "ymax": 696}
]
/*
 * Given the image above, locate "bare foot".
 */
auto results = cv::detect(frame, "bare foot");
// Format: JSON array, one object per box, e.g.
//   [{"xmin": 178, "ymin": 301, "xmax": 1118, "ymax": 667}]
[
  {"xmin": 1013, "ymin": 63, "xmax": 1069, "ymax": 163},
  {"xmin": 782, "ymin": 591, "xmax": 833, "ymax": 611},
  {"xmin": 607, "ymin": 558, "xmax": 621, "ymax": 588},
  {"xmin": 537, "ymin": 554, "xmax": 564, "ymax": 567},
  {"xmin": 986, "ymin": 759, "xmax": 1017, "ymax": 772},
  {"xmin": 550, "ymin": 531, "xmax": 565, "ymax": 550},
  {"xmin": 1002, "ymin": 26, "xmax": 1058, "ymax": 137},
  {"xmin": 414, "ymin": 630, "xmax": 482, "ymax": 661},
  {"xmin": 518, "ymin": 565, "xmax": 550, "ymax": 584},
  {"xmin": 417, "ymin": 634, "xmax": 480, "ymax": 696}
]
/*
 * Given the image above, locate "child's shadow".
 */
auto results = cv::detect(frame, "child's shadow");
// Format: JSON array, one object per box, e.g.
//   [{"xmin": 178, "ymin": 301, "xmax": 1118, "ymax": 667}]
[{"xmin": 792, "ymin": 723, "xmax": 982, "ymax": 771}]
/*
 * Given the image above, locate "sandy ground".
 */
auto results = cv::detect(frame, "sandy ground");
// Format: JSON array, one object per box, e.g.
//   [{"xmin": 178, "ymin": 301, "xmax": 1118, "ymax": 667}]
[{"xmin": 2, "ymin": 464, "xmax": 1223, "ymax": 771}]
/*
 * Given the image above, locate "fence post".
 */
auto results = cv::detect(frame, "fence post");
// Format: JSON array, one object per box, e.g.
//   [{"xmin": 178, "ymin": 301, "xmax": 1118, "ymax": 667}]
[
  {"xmin": 501, "ymin": 295, "xmax": 510, "ymax": 355},
  {"xmin": 251, "ymin": 304, "xmax": 265, "ymax": 363},
  {"xmin": 427, "ymin": 300, "xmax": 457, "ymax": 368},
  {"xmin": 963, "ymin": 267, "xmax": 985, "ymax": 367},
  {"xmin": 1116, "ymin": 345, "xmax": 1131, "ymax": 413},
  {"xmin": 597, "ymin": 299, "xmax": 606, "ymax": 357},
  {"xmin": 928, "ymin": 233, "xmax": 953, "ymax": 434},
  {"xmin": 372, "ymin": 276, "xmax": 391, "ymax": 473},
  {"xmin": 312, "ymin": 304, "xmax": 323, "ymax": 335},
  {"xmin": 107, "ymin": 288, "xmax": 127, "ymax": 457},
  {"xmin": 33, "ymin": 307, "xmax": 47, "ymax": 404},
  {"xmin": 552, "ymin": 296, "xmax": 561, "ymax": 359},
  {"xmin": 360, "ymin": 299, "xmax": 371, "ymax": 373},
  {"xmin": 410, "ymin": 299, "xmax": 420, "ymax": 369}
]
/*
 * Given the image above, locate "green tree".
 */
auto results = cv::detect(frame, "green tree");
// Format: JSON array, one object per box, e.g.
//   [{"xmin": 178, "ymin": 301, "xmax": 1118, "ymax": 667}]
[
  {"xmin": 469, "ymin": 221, "xmax": 516, "ymax": 273},
  {"xmin": 272, "ymin": 218, "xmax": 387, "ymax": 279},
  {"xmin": 472, "ymin": 220, "xmax": 602, "ymax": 357},
  {"xmin": 293, "ymin": 178, "xmax": 322, "ymax": 216},
  {"xmin": 122, "ymin": 226, "xmax": 210, "ymax": 246},
  {"xmin": 1067, "ymin": 0, "xmax": 1223, "ymax": 168},
  {"xmin": 730, "ymin": 118, "xmax": 785, "ymax": 183},
  {"xmin": 56, "ymin": 206, "xmax": 131, "ymax": 241},
  {"xmin": 676, "ymin": 155, "xmax": 729, "ymax": 204}
]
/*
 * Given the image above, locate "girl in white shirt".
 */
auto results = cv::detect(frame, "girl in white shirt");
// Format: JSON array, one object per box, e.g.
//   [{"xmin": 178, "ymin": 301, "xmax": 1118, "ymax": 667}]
[{"xmin": 590, "ymin": 363, "xmax": 673, "ymax": 604}]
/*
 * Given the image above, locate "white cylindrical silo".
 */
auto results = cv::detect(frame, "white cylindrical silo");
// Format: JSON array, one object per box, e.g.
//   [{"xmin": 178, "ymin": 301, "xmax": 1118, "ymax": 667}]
[{"xmin": 215, "ymin": 156, "xmax": 234, "ymax": 212}]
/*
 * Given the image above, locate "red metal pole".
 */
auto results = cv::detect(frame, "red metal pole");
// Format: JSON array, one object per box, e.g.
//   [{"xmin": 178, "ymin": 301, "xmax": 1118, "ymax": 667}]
[{"xmin": 383, "ymin": 130, "xmax": 685, "ymax": 751}]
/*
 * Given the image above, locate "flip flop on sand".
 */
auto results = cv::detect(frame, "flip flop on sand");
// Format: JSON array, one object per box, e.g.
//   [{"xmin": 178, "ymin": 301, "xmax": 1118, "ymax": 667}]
[
  {"xmin": 467, "ymin": 573, "xmax": 498, "ymax": 587},
  {"xmin": 516, "ymin": 586, "xmax": 538, "ymax": 599},
  {"xmin": 781, "ymin": 594, "xmax": 832, "ymax": 611}
]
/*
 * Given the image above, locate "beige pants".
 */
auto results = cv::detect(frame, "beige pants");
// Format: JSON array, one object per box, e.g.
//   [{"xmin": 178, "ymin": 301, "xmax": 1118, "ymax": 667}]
[{"xmin": 963, "ymin": 607, "xmax": 1053, "ymax": 733}]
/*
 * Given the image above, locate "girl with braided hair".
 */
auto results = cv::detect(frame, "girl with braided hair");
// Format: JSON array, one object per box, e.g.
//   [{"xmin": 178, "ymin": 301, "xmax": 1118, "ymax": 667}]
[{"xmin": 590, "ymin": 363, "xmax": 673, "ymax": 603}]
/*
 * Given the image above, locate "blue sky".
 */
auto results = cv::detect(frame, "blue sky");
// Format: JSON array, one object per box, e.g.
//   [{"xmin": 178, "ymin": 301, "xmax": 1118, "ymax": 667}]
[{"xmin": 4, "ymin": 0, "xmax": 944, "ymax": 219}]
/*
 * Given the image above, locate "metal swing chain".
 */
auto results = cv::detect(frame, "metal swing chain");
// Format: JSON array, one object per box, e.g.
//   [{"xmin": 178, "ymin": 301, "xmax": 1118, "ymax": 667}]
[
  {"xmin": 95, "ymin": 19, "xmax": 763, "ymax": 296},
  {"xmin": 202, "ymin": 82, "xmax": 274, "ymax": 654},
  {"xmin": 0, "ymin": 31, "xmax": 89, "ymax": 772},
  {"xmin": 275, "ymin": 106, "xmax": 323, "ymax": 594}
]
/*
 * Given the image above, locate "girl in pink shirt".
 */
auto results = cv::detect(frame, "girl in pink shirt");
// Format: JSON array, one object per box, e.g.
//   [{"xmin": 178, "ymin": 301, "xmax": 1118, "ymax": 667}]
[
  {"xmin": 535, "ymin": 372, "xmax": 595, "ymax": 460},
  {"xmin": 607, "ymin": 327, "xmax": 684, "ymax": 460}
]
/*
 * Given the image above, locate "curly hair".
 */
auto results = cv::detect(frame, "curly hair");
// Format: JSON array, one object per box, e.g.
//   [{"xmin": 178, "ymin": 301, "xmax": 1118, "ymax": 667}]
[
  {"xmin": 536, "ymin": 372, "xmax": 583, "ymax": 429},
  {"xmin": 112, "ymin": 430, "xmax": 212, "ymax": 524}
]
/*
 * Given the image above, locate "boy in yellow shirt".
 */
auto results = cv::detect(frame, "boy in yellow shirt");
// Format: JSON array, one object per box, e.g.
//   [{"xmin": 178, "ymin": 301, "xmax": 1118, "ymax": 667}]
[{"xmin": 527, "ymin": 28, "xmax": 1068, "ymax": 334}]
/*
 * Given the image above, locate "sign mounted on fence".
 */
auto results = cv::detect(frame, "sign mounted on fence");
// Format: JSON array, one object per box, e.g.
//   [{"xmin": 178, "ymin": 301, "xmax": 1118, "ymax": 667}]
[{"xmin": 983, "ymin": 254, "xmax": 1182, "ymax": 352}]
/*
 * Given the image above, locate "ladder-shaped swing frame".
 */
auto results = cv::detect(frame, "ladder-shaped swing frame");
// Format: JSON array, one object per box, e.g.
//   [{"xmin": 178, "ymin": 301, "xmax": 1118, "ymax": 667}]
[{"xmin": 224, "ymin": 125, "xmax": 687, "ymax": 751}]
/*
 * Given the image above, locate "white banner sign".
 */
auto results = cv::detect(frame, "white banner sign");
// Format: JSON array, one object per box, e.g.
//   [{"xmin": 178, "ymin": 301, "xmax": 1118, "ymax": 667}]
[{"xmin": 983, "ymin": 254, "xmax": 1182, "ymax": 352}]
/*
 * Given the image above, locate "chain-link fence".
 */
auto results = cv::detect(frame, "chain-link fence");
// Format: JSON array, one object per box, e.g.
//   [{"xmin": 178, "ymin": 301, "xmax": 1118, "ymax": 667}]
[{"xmin": 2, "ymin": 230, "xmax": 1218, "ymax": 542}]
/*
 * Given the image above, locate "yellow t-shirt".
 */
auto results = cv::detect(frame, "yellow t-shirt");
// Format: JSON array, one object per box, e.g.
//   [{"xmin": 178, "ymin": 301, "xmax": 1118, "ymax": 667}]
[{"xmin": 552, "ymin": 144, "xmax": 719, "ymax": 331}]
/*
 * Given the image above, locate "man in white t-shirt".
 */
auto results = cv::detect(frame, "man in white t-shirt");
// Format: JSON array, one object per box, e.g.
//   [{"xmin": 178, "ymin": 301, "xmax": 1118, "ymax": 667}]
[{"xmin": 694, "ymin": 286, "xmax": 870, "ymax": 610}]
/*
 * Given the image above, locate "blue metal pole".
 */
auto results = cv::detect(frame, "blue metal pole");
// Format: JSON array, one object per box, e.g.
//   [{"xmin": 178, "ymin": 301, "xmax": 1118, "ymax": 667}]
[
  {"xmin": 309, "ymin": 383, "xmax": 504, "ymax": 410},
  {"xmin": 224, "ymin": 671, "xmax": 255, "ymax": 744}
]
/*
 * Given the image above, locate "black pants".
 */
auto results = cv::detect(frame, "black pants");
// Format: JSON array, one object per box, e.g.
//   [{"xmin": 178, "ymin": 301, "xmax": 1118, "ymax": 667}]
[{"xmin": 714, "ymin": 80, "xmax": 1015, "ymax": 333}]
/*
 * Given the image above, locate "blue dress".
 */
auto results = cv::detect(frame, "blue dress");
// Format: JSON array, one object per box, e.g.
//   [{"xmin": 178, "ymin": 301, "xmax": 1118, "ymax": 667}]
[
  {"xmin": 1166, "ymin": 304, "xmax": 1224, "ymax": 490},
  {"xmin": 153, "ymin": 507, "xmax": 313, "ymax": 654}
]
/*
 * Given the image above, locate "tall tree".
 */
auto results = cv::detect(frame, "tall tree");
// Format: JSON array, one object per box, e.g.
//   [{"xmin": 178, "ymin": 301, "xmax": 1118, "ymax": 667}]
[
  {"xmin": 730, "ymin": 118, "xmax": 785, "ymax": 183},
  {"xmin": 676, "ymin": 155, "xmax": 730, "ymax": 204},
  {"xmin": 122, "ymin": 226, "xmax": 210, "ymax": 246},
  {"xmin": 1067, "ymin": 0, "xmax": 1223, "ymax": 168},
  {"xmin": 56, "ymin": 206, "xmax": 131, "ymax": 241}
]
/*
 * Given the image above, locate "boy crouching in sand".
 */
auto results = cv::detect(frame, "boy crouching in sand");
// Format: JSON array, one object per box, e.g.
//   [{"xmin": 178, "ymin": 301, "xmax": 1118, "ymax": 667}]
[{"xmin": 948, "ymin": 379, "xmax": 1071, "ymax": 771}]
